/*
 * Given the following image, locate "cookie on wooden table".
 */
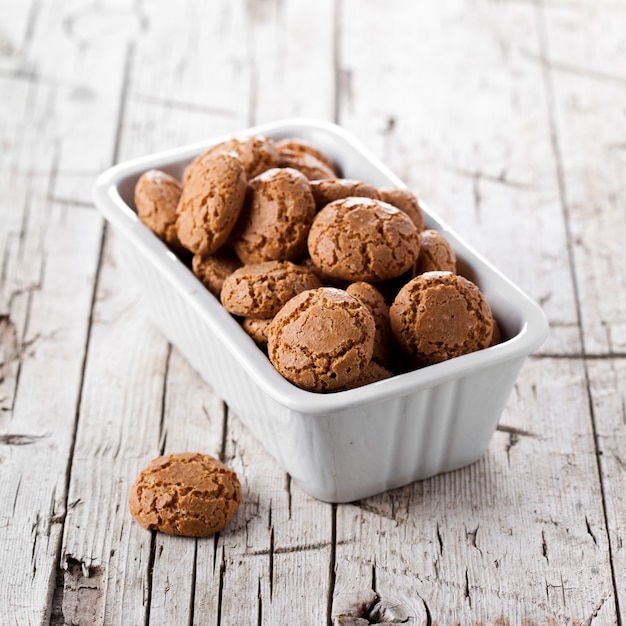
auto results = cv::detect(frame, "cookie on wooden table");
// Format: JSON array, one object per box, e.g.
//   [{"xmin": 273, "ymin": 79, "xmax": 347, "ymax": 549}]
[{"xmin": 128, "ymin": 452, "xmax": 241, "ymax": 537}]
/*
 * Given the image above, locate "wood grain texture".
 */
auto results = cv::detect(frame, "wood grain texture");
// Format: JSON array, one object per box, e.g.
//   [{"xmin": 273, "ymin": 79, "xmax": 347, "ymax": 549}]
[{"xmin": 1, "ymin": 0, "xmax": 625, "ymax": 624}]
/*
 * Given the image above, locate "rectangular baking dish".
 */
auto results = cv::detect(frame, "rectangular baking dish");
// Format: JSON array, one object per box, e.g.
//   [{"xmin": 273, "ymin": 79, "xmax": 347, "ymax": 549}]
[{"xmin": 93, "ymin": 119, "xmax": 548, "ymax": 503}]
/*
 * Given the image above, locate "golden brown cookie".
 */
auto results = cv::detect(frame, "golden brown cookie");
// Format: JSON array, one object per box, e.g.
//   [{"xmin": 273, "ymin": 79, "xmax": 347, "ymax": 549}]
[
  {"xmin": 134, "ymin": 169, "xmax": 183, "ymax": 251},
  {"xmin": 184, "ymin": 134, "xmax": 279, "ymax": 183},
  {"xmin": 390, "ymin": 271, "xmax": 494, "ymax": 365},
  {"xmin": 192, "ymin": 248, "xmax": 242, "ymax": 298},
  {"xmin": 220, "ymin": 261, "xmax": 322, "ymax": 319},
  {"xmin": 242, "ymin": 317, "xmax": 273, "ymax": 346},
  {"xmin": 346, "ymin": 282, "xmax": 392, "ymax": 367},
  {"xmin": 176, "ymin": 152, "xmax": 248, "ymax": 256},
  {"xmin": 413, "ymin": 229, "xmax": 456, "ymax": 275},
  {"xmin": 378, "ymin": 187, "xmax": 425, "ymax": 231},
  {"xmin": 128, "ymin": 452, "xmax": 241, "ymax": 537},
  {"xmin": 275, "ymin": 138, "xmax": 339, "ymax": 174},
  {"xmin": 307, "ymin": 197, "xmax": 420, "ymax": 282},
  {"xmin": 231, "ymin": 167, "xmax": 316, "ymax": 264},
  {"xmin": 341, "ymin": 361, "xmax": 394, "ymax": 390},
  {"xmin": 310, "ymin": 178, "xmax": 380, "ymax": 211},
  {"xmin": 277, "ymin": 148, "xmax": 336, "ymax": 181},
  {"xmin": 267, "ymin": 287, "xmax": 376, "ymax": 392}
]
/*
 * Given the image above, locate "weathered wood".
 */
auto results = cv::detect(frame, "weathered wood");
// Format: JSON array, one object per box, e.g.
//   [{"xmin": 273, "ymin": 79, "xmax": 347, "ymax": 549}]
[
  {"xmin": 538, "ymin": 0, "xmax": 626, "ymax": 357},
  {"xmin": 334, "ymin": 357, "xmax": 616, "ymax": 624},
  {"xmin": 0, "ymin": 191, "xmax": 102, "ymax": 624},
  {"xmin": 59, "ymin": 235, "xmax": 170, "ymax": 625},
  {"xmin": 0, "ymin": 0, "xmax": 123, "ymax": 622},
  {"xmin": 337, "ymin": 0, "xmax": 580, "ymax": 358},
  {"xmin": 539, "ymin": 2, "xmax": 626, "ymax": 622},
  {"xmin": 331, "ymin": 0, "xmax": 618, "ymax": 623},
  {"xmin": 3, "ymin": 0, "xmax": 626, "ymax": 624}
]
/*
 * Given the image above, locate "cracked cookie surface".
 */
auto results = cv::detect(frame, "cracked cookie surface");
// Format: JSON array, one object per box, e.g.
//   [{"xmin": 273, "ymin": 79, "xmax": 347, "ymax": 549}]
[
  {"xmin": 346, "ymin": 281, "xmax": 392, "ymax": 367},
  {"xmin": 275, "ymin": 137, "xmax": 338, "ymax": 174},
  {"xmin": 413, "ymin": 229, "xmax": 457, "ymax": 275},
  {"xmin": 176, "ymin": 152, "xmax": 247, "ymax": 255},
  {"xmin": 267, "ymin": 287, "xmax": 375, "ymax": 392},
  {"xmin": 307, "ymin": 197, "xmax": 420, "ymax": 282},
  {"xmin": 220, "ymin": 260, "xmax": 322, "ymax": 319},
  {"xmin": 134, "ymin": 169, "xmax": 183, "ymax": 252},
  {"xmin": 378, "ymin": 186, "xmax": 425, "ymax": 231},
  {"xmin": 184, "ymin": 134, "xmax": 279, "ymax": 182},
  {"xmin": 390, "ymin": 271, "xmax": 494, "ymax": 364},
  {"xmin": 232, "ymin": 167, "xmax": 316, "ymax": 264},
  {"xmin": 128, "ymin": 452, "xmax": 241, "ymax": 537},
  {"xmin": 310, "ymin": 178, "xmax": 380, "ymax": 210}
]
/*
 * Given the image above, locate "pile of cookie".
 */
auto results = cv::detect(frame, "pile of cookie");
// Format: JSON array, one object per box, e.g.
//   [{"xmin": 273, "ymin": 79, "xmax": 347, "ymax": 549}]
[{"xmin": 134, "ymin": 134, "xmax": 497, "ymax": 394}]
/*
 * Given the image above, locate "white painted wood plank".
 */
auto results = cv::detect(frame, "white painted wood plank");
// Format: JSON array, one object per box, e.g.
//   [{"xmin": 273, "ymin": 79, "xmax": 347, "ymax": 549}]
[
  {"xmin": 337, "ymin": 0, "xmax": 580, "ymax": 357},
  {"xmin": 249, "ymin": 0, "xmax": 337, "ymax": 123},
  {"xmin": 24, "ymin": 0, "xmax": 136, "ymax": 205},
  {"xmin": 147, "ymin": 350, "xmax": 225, "ymax": 626},
  {"xmin": 331, "ymin": 0, "xmax": 617, "ymax": 622},
  {"xmin": 0, "ymin": 199, "xmax": 102, "ymax": 624},
  {"xmin": 116, "ymin": 1, "xmax": 338, "ymax": 624},
  {"xmin": 0, "ymin": 0, "xmax": 37, "ymax": 73},
  {"xmin": 588, "ymin": 358, "xmax": 626, "ymax": 625},
  {"xmin": 59, "ymin": 234, "xmax": 170, "ymax": 626},
  {"xmin": 539, "ymin": 0, "xmax": 626, "ymax": 355}
]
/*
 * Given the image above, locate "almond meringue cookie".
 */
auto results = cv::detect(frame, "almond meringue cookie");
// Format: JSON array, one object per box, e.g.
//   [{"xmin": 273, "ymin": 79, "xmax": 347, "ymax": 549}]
[
  {"xmin": 231, "ymin": 167, "xmax": 316, "ymax": 264},
  {"xmin": 128, "ymin": 452, "xmax": 241, "ymax": 537},
  {"xmin": 134, "ymin": 169, "xmax": 183, "ymax": 252},
  {"xmin": 267, "ymin": 287, "xmax": 376, "ymax": 392},
  {"xmin": 307, "ymin": 197, "xmax": 420, "ymax": 282},
  {"xmin": 390, "ymin": 271, "xmax": 494, "ymax": 365},
  {"xmin": 176, "ymin": 152, "xmax": 247, "ymax": 256}
]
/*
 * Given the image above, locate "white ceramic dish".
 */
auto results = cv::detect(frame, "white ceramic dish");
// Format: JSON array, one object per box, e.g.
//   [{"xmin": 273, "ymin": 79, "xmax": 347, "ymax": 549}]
[{"xmin": 93, "ymin": 119, "xmax": 548, "ymax": 503}]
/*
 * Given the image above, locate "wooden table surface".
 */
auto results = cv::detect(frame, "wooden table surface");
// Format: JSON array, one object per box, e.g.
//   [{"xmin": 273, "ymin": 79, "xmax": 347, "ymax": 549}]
[{"xmin": 2, "ymin": 0, "xmax": 625, "ymax": 624}]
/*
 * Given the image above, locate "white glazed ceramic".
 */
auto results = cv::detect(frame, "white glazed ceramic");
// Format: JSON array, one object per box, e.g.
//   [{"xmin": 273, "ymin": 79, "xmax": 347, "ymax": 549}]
[{"xmin": 93, "ymin": 119, "xmax": 548, "ymax": 503}]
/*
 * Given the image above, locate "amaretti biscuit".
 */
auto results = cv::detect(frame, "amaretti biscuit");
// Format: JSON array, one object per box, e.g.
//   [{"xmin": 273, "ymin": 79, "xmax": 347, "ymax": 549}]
[
  {"xmin": 242, "ymin": 317, "xmax": 273, "ymax": 346},
  {"xmin": 390, "ymin": 271, "xmax": 494, "ymax": 364},
  {"xmin": 128, "ymin": 452, "xmax": 241, "ymax": 537},
  {"xmin": 378, "ymin": 187, "xmax": 425, "ymax": 231},
  {"xmin": 275, "ymin": 137, "xmax": 338, "ymax": 174},
  {"xmin": 307, "ymin": 197, "xmax": 420, "ymax": 282},
  {"xmin": 413, "ymin": 229, "xmax": 457, "ymax": 275},
  {"xmin": 232, "ymin": 167, "xmax": 316, "ymax": 264},
  {"xmin": 267, "ymin": 287, "xmax": 376, "ymax": 392},
  {"xmin": 192, "ymin": 248, "xmax": 242, "ymax": 297},
  {"xmin": 220, "ymin": 261, "xmax": 322, "ymax": 319},
  {"xmin": 310, "ymin": 178, "xmax": 380, "ymax": 210},
  {"xmin": 346, "ymin": 281, "xmax": 392, "ymax": 367},
  {"xmin": 176, "ymin": 152, "xmax": 247, "ymax": 256},
  {"xmin": 184, "ymin": 134, "xmax": 279, "ymax": 183},
  {"xmin": 134, "ymin": 169, "xmax": 183, "ymax": 251},
  {"xmin": 277, "ymin": 148, "xmax": 336, "ymax": 181},
  {"xmin": 341, "ymin": 360, "xmax": 394, "ymax": 390}
]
